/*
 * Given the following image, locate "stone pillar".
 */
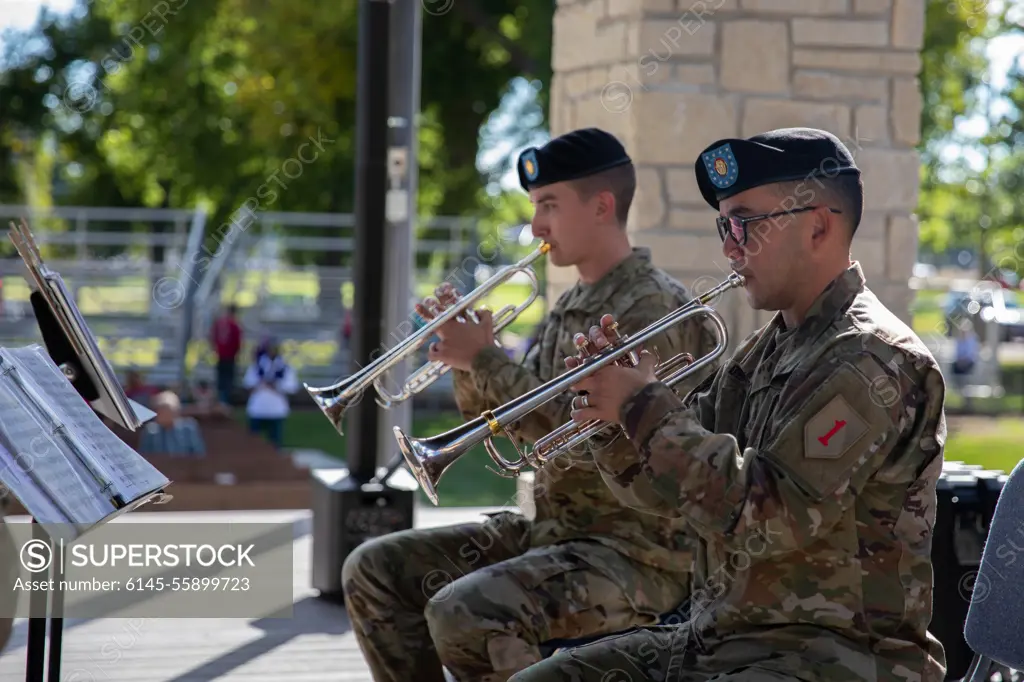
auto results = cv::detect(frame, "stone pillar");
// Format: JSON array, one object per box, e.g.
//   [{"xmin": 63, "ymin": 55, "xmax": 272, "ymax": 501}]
[{"xmin": 548, "ymin": 0, "xmax": 924, "ymax": 348}]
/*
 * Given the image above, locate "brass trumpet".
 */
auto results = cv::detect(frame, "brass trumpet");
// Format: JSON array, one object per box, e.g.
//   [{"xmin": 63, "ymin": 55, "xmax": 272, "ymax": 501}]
[
  {"xmin": 303, "ymin": 241, "xmax": 549, "ymax": 435},
  {"xmin": 393, "ymin": 273, "xmax": 745, "ymax": 505}
]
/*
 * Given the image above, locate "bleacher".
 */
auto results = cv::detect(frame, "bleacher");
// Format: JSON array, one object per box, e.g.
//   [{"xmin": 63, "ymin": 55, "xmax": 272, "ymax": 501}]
[{"xmin": 110, "ymin": 414, "xmax": 314, "ymax": 511}]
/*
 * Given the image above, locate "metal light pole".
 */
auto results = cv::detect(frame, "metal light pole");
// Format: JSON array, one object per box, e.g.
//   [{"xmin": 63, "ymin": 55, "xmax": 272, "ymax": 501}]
[
  {"xmin": 310, "ymin": 0, "xmax": 421, "ymax": 602},
  {"xmin": 378, "ymin": 0, "xmax": 422, "ymax": 478}
]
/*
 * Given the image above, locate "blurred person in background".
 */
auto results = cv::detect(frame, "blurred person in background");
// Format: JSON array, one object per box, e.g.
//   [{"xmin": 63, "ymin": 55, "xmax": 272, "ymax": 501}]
[
  {"xmin": 139, "ymin": 391, "xmax": 206, "ymax": 457},
  {"xmin": 243, "ymin": 338, "xmax": 298, "ymax": 449},
  {"xmin": 210, "ymin": 303, "xmax": 243, "ymax": 405},
  {"xmin": 124, "ymin": 367, "xmax": 159, "ymax": 407},
  {"xmin": 952, "ymin": 320, "xmax": 980, "ymax": 411},
  {"xmin": 184, "ymin": 379, "xmax": 232, "ymax": 418}
]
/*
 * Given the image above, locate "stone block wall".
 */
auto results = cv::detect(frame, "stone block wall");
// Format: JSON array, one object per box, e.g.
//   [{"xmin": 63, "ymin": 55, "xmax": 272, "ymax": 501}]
[{"xmin": 547, "ymin": 0, "xmax": 924, "ymax": 348}]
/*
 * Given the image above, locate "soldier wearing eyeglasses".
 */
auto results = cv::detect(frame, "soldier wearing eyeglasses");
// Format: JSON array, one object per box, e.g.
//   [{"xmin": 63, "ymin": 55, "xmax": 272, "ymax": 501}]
[{"xmin": 510, "ymin": 127, "xmax": 949, "ymax": 682}]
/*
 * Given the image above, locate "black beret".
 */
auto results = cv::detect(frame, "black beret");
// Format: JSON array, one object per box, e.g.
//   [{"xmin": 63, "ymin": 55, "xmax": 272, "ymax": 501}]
[
  {"xmin": 694, "ymin": 127, "xmax": 860, "ymax": 210},
  {"xmin": 517, "ymin": 128, "xmax": 631, "ymax": 191}
]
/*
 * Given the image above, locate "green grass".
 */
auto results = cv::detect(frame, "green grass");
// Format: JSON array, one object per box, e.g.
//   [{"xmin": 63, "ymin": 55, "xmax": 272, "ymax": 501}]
[
  {"xmin": 270, "ymin": 407, "xmax": 1024, "ymax": 508},
  {"xmin": 911, "ymin": 288, "xmax": 947, "ymax": 339},
  {"xmin": 277, "ymin": 409, "xmax": 519, "ymax": 507},
  {"xmin": 945, "ymin": 418, "xmax": 1024, "ymax": 474}
]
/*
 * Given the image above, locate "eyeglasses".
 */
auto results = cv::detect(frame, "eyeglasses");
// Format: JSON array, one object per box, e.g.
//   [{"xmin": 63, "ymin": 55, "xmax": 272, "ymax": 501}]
[{"xmin": 716, "ymin": 205, "xmax": 843, "ymax": 246}]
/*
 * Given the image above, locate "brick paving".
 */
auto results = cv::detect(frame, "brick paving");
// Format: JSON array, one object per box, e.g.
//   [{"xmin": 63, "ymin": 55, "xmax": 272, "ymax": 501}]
[{"xmin": 0, "ymin": 506, "xmax": 508, "ymax": 682}]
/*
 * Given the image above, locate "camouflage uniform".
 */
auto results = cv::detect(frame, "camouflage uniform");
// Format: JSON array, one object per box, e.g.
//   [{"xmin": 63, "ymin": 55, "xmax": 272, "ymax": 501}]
[
  {"xmin": 512, "ymin": 263, "xmax": 948, "ymax": 682},
  {"xmin": 342, "ymin": 247, "xmax": 722, "ymax": 682}
]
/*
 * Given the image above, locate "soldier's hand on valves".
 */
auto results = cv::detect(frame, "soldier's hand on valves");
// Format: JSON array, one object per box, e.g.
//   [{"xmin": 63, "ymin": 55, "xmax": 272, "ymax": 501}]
[
  {"xmin": 426, "ymin": 307, "xmax": 495, "ymax": 372},
  {"xmin": 566, "ymin": 314, "xmax": 657, "ymax": 425},
  {"xmin": 414, "ymin": 283, "xmax": 457, "ymax": 325}
]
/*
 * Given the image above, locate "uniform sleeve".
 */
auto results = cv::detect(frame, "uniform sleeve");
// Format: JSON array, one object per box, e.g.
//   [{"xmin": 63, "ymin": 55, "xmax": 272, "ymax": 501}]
[
  {"xmin": 451, "ymin": 312, "xmax": 549, "ymax": 426},
  {"xmin": 451, "ymin": 368, "xmax": 488, "ymax": 422},
  {"xmin": 468, "ymin": 291, "xmax": 716, "ymax": 446},
  {"xmin": 467, "ymin": 344, "xmax": 567, "ymax": 444},
  {"xmin": 605, "ymin": 349, "xmax": 941, "ymax": 557}
]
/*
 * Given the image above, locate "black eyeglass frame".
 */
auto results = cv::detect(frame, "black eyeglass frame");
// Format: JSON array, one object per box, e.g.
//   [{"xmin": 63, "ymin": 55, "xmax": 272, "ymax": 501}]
[{"xmin": 716, "ymin": 205, "xmax": 843, "ymax": 246}]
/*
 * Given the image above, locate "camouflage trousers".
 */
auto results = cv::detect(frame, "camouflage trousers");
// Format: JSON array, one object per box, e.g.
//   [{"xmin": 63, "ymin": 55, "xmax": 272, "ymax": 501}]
[
  {"xmin": 510, "ymin": 624, "xmax": 912, "ymax": 682},
  {"xmin": 341, "ymin": 511, "xmax": 689, "ymax": 682}
]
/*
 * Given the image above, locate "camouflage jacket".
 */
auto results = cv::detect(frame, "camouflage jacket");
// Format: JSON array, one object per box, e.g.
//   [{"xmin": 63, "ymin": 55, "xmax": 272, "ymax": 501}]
[
  {"xmin": 604, "ymin": 263, "xmax": 948, "ymax": 681},
  {"xmin": 451, "ymin": 247, "xmax": 721, "ymax": 573}
]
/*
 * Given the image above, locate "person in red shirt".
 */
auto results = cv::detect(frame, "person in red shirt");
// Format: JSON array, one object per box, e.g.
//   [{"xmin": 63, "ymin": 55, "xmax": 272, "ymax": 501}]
[{"xmin": 210, "ymin": 304, "xmax": 243, "ymax": 405}]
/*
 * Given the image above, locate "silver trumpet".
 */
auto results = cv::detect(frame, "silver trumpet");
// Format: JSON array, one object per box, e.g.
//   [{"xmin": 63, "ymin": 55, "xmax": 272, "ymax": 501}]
[
  {"xmin": 393, "ymin": 272, "xmax": 746, "ymax": 505},
  {"xmin": 304, "ymin": 241, "xmax": 550, "ymax": 434}
]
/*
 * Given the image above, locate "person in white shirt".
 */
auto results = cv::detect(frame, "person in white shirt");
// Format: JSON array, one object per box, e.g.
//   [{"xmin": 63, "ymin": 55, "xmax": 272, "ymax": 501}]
[{"xmin": 242, "ymin": 338, "xmax": 298, "ymax": 449}]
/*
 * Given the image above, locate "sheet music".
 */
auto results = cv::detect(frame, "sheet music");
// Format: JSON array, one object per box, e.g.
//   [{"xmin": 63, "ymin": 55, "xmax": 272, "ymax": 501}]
[
  {"xmin": 0, "ymin": 438, "xmax": 72, "ymax": 527},
  {"xmin": 8, "ymin": 346, "xmax": 169, "ymax": 504},
  {"xmin": 0, "ymin": 375, "xmax": 114, "ymax": 526}
]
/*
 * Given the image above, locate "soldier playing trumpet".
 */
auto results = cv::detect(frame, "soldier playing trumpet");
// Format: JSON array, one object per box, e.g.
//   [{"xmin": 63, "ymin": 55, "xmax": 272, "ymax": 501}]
[
  {"xmin": 511, "ymin": 128, "xmax": 948, "ymax": 682},
  {"xmin": 341, "ymin": 128, "xmax": 722, "ymax": 682}
]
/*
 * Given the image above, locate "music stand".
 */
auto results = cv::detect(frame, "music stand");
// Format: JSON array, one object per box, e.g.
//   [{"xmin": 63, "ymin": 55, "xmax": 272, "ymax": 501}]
[{"xmin": 3, "ymin": 219, "xmax": 172, "ymax": 682}]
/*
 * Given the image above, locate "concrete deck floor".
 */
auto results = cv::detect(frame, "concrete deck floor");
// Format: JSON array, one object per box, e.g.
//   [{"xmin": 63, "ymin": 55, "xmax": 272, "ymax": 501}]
[{"xmin": 0, "ymin": 506, "xmax": 508, "ymax": 682}]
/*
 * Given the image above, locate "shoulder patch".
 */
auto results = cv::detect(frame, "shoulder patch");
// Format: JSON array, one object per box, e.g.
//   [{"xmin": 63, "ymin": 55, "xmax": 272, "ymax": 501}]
[
  {"xmin": 803, "ymin": 395, "xmax": 869, "ymax": 460},
  {"xmin": 763, "ymin": 357, "xmax": 902, "ymax": 501}
]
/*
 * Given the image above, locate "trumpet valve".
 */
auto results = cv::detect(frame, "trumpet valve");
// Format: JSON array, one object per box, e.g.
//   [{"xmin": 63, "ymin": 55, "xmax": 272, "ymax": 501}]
[{"xmin": 573, "ymin": 333, "xmax": 591, "ymax": 357}]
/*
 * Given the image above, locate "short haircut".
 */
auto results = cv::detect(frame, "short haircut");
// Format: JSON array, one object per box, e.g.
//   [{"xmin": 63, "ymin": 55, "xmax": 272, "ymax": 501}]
[
  {"xmin": 568, "ymin": 162, "xmax": 637, "ymax": 226},
  {"xmin": 774, "ymin": 173, "xmax": 864, "ymax": 239}
]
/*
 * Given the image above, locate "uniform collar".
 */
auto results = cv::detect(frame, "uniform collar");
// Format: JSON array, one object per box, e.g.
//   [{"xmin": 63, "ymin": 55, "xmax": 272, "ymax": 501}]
[
  {"xmin": 735, "ymin": 262, "xmax": 867, "ymax": 377},
  {"xmin": 562, "ymin": 247, "xmax": 653, "ymax": 312}
]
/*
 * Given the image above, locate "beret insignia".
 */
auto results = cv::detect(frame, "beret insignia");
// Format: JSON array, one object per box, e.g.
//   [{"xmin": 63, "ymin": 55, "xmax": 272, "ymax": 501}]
[
  {"xmin": 702, "ymin": 143, "xmax": 738, "ymax": 189},
  {"xmin": 521, "ymin": 150, "xmax": 539, "ymax": 182}
]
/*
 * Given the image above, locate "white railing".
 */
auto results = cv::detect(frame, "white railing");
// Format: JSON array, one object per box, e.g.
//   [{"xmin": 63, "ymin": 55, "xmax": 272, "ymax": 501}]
[{"xmin": 0, "ymin": 205, "xmax": 536, "ymax": 393}]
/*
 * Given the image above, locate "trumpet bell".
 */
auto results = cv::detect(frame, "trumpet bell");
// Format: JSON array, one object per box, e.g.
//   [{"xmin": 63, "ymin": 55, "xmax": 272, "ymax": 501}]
[
  {"xmin": 304, "ymin": 378, "xmax": 358, "ymax": 435},
  {"xmin": 394, "ymin": 425, "xmax": 476, "ymax": 506}
]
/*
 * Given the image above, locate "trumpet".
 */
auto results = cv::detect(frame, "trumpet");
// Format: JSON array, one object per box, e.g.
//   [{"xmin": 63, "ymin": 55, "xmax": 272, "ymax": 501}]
[
  {"xmin": 394, "ymin": 273, "xmax": 745, "ymax": 505},
  {"xmin": 304, "ymin": 241, "xmax": 550, "ymax": 434}
]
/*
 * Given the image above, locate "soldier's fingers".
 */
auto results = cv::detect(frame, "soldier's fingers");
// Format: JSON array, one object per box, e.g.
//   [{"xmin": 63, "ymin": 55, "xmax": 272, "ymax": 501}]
[
  {"xmin": 589, "ymin": 325, "xmax": 611, "ymax": 349},
  {"xmin": 636, "ymin": 349, "xmax": 658, "ymax": 375},
  {"xmin": 571, "ymin": 393, "xmax": 589, "ymax": 412},
  {"xmin": 435, "ymin": 282, "xmax": 453, "ymax": 299},
  {"xmin": 426, "ymin": 341, "xmax": 445, "ymax": 361},
  {"xmin": 421, "ymin": 297, "xmax": 440, "ymax": 319},
  {"xmin": 570, "ymin": 373, "xmax": 600, "ymax": 394},
  {"xmin": 565, "ymin": 355, "xmax": 581, "ymax": 369},
  {"xmin": 599, "ymin": 313, "xmax": 617, "ymax": 333},
  {"xmin": 570, "ymin": 406, "xmax": 599, "ymax": 423}
]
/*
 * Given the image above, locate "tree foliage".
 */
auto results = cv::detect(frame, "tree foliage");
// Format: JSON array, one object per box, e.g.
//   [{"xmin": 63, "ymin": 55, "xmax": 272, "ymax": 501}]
[
  {"xmin": 916, "ymin": 0, "xmax": 1023, "ymax": 274},
  {"xmin": 0, "ymin": 0, "xmax": 553, "ymax": 274}
]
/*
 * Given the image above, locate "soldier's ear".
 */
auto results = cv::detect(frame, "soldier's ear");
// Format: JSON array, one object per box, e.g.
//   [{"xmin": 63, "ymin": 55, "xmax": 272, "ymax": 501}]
[{"xmin": 594, "ymin": 189, "xmax": 616, "ymax": 223}]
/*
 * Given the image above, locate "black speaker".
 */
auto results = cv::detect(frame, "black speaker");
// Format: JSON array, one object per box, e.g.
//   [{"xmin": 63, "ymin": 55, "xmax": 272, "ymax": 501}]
[
  {"xmin": 309, "ymin": 467, "xmax": 416, "ymax": 601},
  {"xmin": 931, "ymin": 462, "xmax": 1006, "ymax": 680}
]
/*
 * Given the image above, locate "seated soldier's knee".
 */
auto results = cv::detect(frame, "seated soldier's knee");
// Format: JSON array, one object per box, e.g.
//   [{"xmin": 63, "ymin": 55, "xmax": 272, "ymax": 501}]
[
  {"xmin": 422, "ymin": 580, "xmax": 500, "ymax": 655},
  {"xmin": 340, "ymin": 534, "xmax": 397, "ymax": 595},
  {"xmin": 423, "ymin": 586, "xmax": 470, "ymax": 639}
]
